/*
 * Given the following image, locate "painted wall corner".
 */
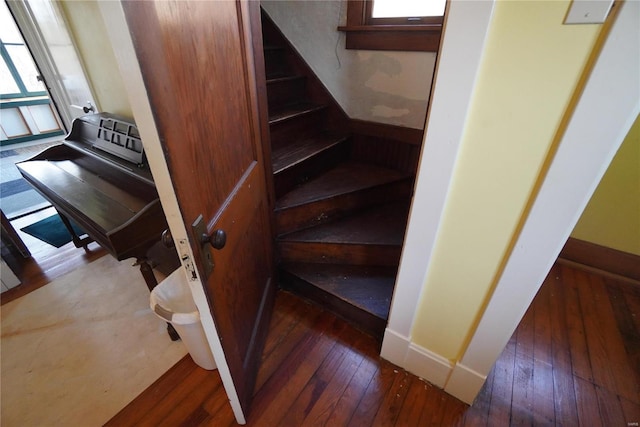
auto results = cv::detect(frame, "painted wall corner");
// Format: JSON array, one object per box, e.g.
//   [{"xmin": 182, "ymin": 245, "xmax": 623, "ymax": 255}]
[
  {"xmin": 571, "ymin": 113, "xmax": 640, "ymax": 255},
  {"xmin": 59, "ymin": 0, "xmax": 132, "ymax": 118},
  {"xmin": 410, "ymin": 0, "xmax": 603, "ymax": 361}
]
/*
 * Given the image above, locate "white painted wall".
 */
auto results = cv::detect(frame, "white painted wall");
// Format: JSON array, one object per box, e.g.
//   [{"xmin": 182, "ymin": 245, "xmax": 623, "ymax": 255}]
[{"xmin": 261, "ymin": 0, "xmax": 436, "ymax": 129}]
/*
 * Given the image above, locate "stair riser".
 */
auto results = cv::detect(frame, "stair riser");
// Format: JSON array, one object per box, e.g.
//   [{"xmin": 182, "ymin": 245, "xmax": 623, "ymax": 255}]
[
  {"xmin": 269, "ymin": 110, "xmax": 327, "ymax": 149},
  {"xmin": 274, "ymin": 142, "xmax": 349, "ymax": 198},
  {"xmin": 267, "ymin": 78, "xmax": 307, "ymax": 111},
  {"xmin": 279, "ymin": 269, "xmax": 386, "ymax": 339},
  {"xmin": 275, "ymin": 180, "xmax": 413, "ymax": 235},
  {"xmin": 264, "ymin": 48, "xmax": 286, "ymax": 78},
  {"xmin": 278, "ymin": 242, "xmax": 401, "ymax": 266}
]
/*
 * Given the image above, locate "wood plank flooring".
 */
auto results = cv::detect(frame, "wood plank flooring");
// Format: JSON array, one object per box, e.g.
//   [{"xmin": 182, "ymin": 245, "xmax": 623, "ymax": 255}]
[
  {"xmin": 3, "ymin": 222, "xmax": 638, "ymax": 425},
  {"xmin": 1, "ymin": 207, "xmax": 107, "ymax": 305},
  {"xmin": 107, "ymin": 262, "xmax": 640, "ymax": 426}
]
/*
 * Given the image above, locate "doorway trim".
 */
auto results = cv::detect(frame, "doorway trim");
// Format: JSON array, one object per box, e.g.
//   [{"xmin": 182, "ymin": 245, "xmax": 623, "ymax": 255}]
[
  {"xmin": 380, "ymin": 0, "xmax": 496, "ymax": 378},
  {"xmin": 382, "ymin": 0, "xmax": 639, "ymax": 404},
  {"xmin": 446, "ymin": 0, "xmax": 639, "ymax": 402}
]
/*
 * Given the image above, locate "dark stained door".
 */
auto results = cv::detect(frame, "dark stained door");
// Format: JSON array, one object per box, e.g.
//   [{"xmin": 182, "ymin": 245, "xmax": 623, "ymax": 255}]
[{"xmin": 122, "ymin": 0, "xmax": 275, "ymax": 420}]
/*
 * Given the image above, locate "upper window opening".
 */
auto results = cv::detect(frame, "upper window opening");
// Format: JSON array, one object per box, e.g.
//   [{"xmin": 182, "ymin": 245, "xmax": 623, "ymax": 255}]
[
  {"xmin": 371, "ymin": 0, "xmax": 446, "ymax": 19},
  {"xmin": 338, "ymin": 0, "xmax": 444, "ymax": 52}
]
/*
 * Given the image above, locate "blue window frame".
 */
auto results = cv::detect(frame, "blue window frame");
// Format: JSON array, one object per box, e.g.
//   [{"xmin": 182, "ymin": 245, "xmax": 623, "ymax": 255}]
[{"xmin": 0, "ymin": 2, "xmax": 47, "ymax": 100}]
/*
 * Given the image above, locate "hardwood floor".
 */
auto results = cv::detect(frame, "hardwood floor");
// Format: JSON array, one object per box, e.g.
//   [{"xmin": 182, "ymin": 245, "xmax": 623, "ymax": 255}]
[
  {"xmin": 1, "ymin": 207, "xmax": 106, "ymax": 305},
  {"xmin": 107, "ymin": 262, "xmax": 640, "ymax": 426},
  {"xmin": 3, "ymin": 219, "xmax": 638, "ymax": 424}
]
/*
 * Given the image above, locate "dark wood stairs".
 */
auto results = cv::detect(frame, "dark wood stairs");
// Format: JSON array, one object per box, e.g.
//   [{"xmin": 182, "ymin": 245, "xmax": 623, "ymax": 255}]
[{"xmin": 262, "ymin": 11, "xmax": 413, "ymax": 339}]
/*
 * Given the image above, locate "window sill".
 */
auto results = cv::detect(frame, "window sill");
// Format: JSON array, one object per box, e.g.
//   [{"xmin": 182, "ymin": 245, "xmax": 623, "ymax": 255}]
[{"xmin": 337, "ymin": 24, "xmax": 441, "ymax": 52}]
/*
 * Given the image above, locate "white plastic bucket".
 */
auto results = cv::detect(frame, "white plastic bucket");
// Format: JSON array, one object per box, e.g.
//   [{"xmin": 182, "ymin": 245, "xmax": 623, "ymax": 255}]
[{"xmin": 150, "ymin": 268, "xmax": 216, "ymax": 370}]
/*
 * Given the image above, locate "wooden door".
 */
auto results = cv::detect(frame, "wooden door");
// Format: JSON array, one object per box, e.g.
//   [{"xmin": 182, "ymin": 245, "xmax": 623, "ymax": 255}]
[{"xmin": 122, "ymin": 0, "xmax": 275, "ymax": 420}]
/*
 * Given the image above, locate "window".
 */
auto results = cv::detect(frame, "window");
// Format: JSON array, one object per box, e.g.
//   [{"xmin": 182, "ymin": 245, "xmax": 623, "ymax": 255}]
[
  {"xmin": 0, "ymin": 2, "xmax": 47, "ymax": 99},
  {"xmin": 1, "ymin": 1, "xmax": 64, "ymax": 145},
  {"xmin": 338, "ymin": 0, "xmax": 445, "ymax": 52},
  {"xmin": 369, "ymin": 0, "xmax": 446, "ymax": 23}
]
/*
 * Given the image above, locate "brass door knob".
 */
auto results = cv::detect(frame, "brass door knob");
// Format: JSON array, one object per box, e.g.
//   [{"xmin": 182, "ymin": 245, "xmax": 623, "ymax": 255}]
[{"xmin": 202, "ymin": 229, "xmax": 226, "ymax": 250}]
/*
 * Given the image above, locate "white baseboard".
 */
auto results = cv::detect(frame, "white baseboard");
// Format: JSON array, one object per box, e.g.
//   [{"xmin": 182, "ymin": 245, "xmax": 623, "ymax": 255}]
[
  {"xmin": 405, "ymin": 343, "xmax": 454, "ymax": 388},
  {"xmin": 381, "ymin": 328, "xmax": 487, "ymax": 402},
  {"xmin": 380, "ymin": 328, "xmax": 410, "ymax": 366},
  {"xmin": 1, "ymin": 259, "xmax": 20, "ymax": 292},
  {"xmin": 381, "ymin": 328, "xmax": 454, "ymax": 389},
  {"xmin": 444, "ymin": 362, "xmax": 487, "ymax": 404}
]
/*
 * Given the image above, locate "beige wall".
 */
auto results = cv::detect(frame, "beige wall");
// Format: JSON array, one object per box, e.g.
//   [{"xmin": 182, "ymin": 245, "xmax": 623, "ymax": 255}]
[
  {"xmin": 261, "ymin": 0, "xmax": 436, "ymax": 130},
  {"xmin": 410, "ymin": 0, "xmax": 603, "ymax": 361},
  {"xmin": 60, "ymin": 0, "xmax": 132, "ymax": 118},
  {"xmin": 571, "ymin": 114, "xmax": 640, "ymax": 255}
]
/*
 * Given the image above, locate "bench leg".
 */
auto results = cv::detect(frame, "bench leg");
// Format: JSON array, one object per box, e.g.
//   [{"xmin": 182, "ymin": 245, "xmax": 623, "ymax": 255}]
[
  {"xmin": 138, "ymin": 258, "xmax": 158, "ymax": 291},
  {"xmin": 57, "ymin": 211, "xmax": 93, "ymax": 248}
]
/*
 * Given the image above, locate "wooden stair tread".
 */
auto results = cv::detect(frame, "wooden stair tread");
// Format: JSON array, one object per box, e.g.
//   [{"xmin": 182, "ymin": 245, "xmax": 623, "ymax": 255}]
[
  {"xmin": 268, "ymin": 102, "xmax": 325, "ymax": 125},
  {"xmin": 276, "ymin": 162, "xmax": 410, "ymax": 210},
  {"xmin": 271, "ymin": 133, "xmax": 348, "ymax": 174},
  {"xmin": 279, "ymin": 201, "xmax": 409, "ymax": 246},
  {"xmin": 281, "ymin": 263, "xmax": 396, "ymax": 320},
  {"xmin": 266, "ymin": 75, "xmax": 305, "ymax": 85},
  {"xmin": 263, "ymin": 11, "xmax": 405, "ymax": 339}
]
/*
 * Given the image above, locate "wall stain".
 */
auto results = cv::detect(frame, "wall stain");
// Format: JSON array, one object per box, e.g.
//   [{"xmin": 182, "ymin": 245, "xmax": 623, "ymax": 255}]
[{"xmin": 262, "ymin": 0, "xmax": 435, "ymax": 129}]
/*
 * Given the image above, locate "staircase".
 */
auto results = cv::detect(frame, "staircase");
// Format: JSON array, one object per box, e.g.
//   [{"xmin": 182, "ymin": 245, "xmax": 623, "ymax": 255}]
[{"xmin": 262, "ymin": 12, "xmax": 415, "ymax": 339}]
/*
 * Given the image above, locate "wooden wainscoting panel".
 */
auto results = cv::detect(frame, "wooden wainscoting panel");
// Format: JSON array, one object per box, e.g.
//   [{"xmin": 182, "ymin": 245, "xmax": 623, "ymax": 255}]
[
  {"xmin": 351, "ymin": 134, "xmax": 422, "ymax": 175},
  {"xmin": 559, "ymin": 237, "xmax": 640, "ymax": 282},
  {"xmin": 350, "ymin": 119, "xmax": 424, "ymax": 145},
  {"xmin": 349, "ymin": 119, "xmax": 424, "ymax": 175}
]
